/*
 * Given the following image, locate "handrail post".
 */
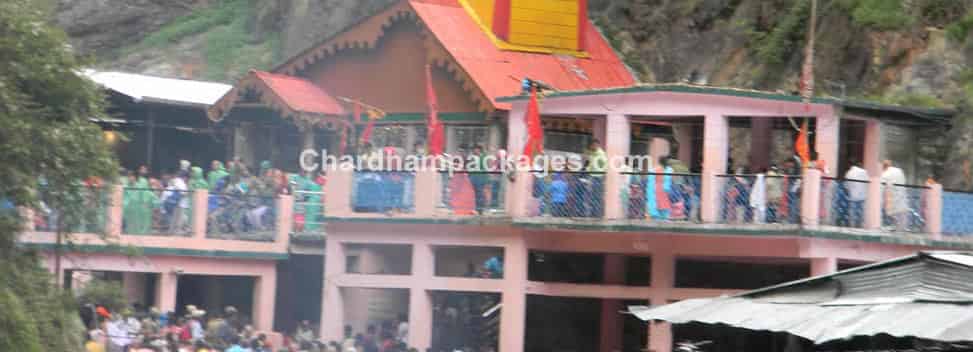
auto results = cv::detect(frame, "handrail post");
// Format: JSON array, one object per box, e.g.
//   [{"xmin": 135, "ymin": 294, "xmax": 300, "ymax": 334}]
[
  {"xmin": 107, "ymin": 185, "xmax": 123, "ymax": 237},
  {"xmin": 801, "ymin": 169, "xmax": 822, "ymax": 227},
  {"xmin": 276, "ymin": 194, "xmax": 293, "ymax": 249},
  {"xmin": 700, "ymin": 171, "xmax": 718, "ymax": 223},
  {"xmin": 414, "ymin": 169, "xmax": 438, "ymax": 216},
  {"xmin": 324, "ymin": 168, "xmax": 353, "ymax": 216},
  {"xmin": 864, "ymin": 177, "xmax": 883, "ymax": 230},
  {"xmin": 192, "ymin": 189, "xmax": 208, "ymax": 239},
  {"xmin": 926, "ymin": 184, "xmax": 942, "ymax": 238}
]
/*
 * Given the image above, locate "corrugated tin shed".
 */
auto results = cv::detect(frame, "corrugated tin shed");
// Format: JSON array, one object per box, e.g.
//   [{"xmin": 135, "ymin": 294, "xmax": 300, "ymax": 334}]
[
  {"xmin": 84, "ymin": 70, "xmax": 232, "ymax": 107},
  {"xmin": 629, "ymin": 252, "xmax": 973, "ymax": 344}
]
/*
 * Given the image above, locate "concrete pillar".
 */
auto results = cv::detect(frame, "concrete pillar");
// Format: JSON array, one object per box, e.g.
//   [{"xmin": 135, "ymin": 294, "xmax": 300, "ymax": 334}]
[
  {"xmin": 810, "ymin": 257, "xmax": 838, "ymax": 276},
  {"xmin": 864, "ymin": 120, "xmax": 883, "ymax": 177},
  {"xmin": 409, "ymin": 243, "xmax": 434, "ymax": 349},
  {"xmin": 700, "ymin": 115, "xmax": 728, "ymax": 223},
  {"xmin": 801, "ymin": 168, "xmax": 822, "ymax": 227},
  {"xmin": 321, "ymin": 240, "xmax": 346, "ymax": 341},
  {"xmin": 108, "ymin": 185, "xmax": 124, "ymax": 237},
  {"xmin": 414, "ymin": 170, "xmax": 438, "ymax": 216},
  {"xmin": 604, "ymin": 114, "xmax": 631, "ymax": 220},
  {"xmin": 926, "ymin": 184, "xmax": 943, "ymax": 238},
  {"xmin": 865, "ymin": 177, "xmax": 883, "ymax": 230},
  {"xmin": 324, "ymin": 168, "xmax": 353, "ymax": 216},
  {"xmin": 506, "ymin": 102, "xmax": 530, "ymax": 218},
  {"xmin": 648, "ymin": 252, "xmax": 674, "ymax": 352},
  {"xmin": 749, "ymin": 117, "xmax": 773, "ymax": 172},
  {"xmin": 276, "ymin": 194, "xmax": 294, "ymax": 250},
  {"xmin": 500, "ymin": 239, "xmax": 528, "ymax": 352},
  {"xmin": 192, "ymin": 189, "xmax": 208, "ymax": 239},
  {"xmin": 156, "ymin": 272, "xmax": 178, "ymax": 315},
  {"xmin": 815, "ymin": 112, "xmax": 840, "ymax": 177},
  {"xmin": 673, "ymin": 124, "xmax": 694, "ymax": 165},
  {"xmin": 253, "ymin": 273, "xmax": 278, "ymax": 332},
  {"xmin": 123, "ymin": 272, "xmax": 147, "ymax": 306},
  {"xmin": 600, "ymin": 255, "xmax": 625, "ymax": 352}
]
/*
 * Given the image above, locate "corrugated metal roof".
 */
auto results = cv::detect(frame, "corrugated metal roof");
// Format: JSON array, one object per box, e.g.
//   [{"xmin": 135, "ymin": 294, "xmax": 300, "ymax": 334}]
[
  {"xmin": 629, "ymin": 252, "xmax": 973, "ymax": 344},
  {"xmin": 84, "ymin": 70, "xmax": 232, "ymax": 107}
]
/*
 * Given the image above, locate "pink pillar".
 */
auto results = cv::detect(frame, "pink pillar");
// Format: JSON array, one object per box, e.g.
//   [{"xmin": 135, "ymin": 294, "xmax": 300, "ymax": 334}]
[
  {"xmin": 749, "ymin": 117, "xmax": 773, "ymax": 172},
  {"xmin": 253, "ymin": 273, "xmax": 277, "ymax": 332},
  {"xmin": 155, "ymin": 272, "xmax": 178, "ymax": 315},
  {"xmin": 192, "ymin": 189, "xmax": 208, "ymax": 239},
  {"xmin": 506, "ymin": 103, "xmax": 530, "ymax": 218},
  {"xmin": 648, "ymin": 252, "xmax": 674, "ymax": 352},
  {"xmin": 414, "ymin": 170, "xmax": 438, "ymax": 217},
  {"xmin": 674, "ymin": 124, "xmax": 694, "ymax": 165},
  {"xmin": 321, "ymin": 240, "xmax": 346, "ymax": 341},
  {"xmin": 325, "ymin": 168, "xmax": 354, "ymax": 216},
  {"xmin": 409, "ymin": 243, "xmax": 434, "ymax": 350},
  {"xmin": 20, "ymin": 207, "xmax": 35, "ymax": 232},
  {"xmin": 814, "ymin": 111, "xmax": 840, "ymax": 177},
  {"xmin": 865, "ymin": 177, "xmax": 883, "ymax": 230},
  {"xmin": 810, "ymin": 257, "xmax": 838, "ymax": 276},
  {"xmin": 801, "ymin": 169, "xmax": 822, "ymax": 227},
  {"xmin": 123, "ymin": 272, "xmax": 147, "ymax": 306},
  {"xmin": 700, "ymin": 115, "xmax": 728, "ymax": 223},
  {"xmin": 108, "ymin": 185, "xmax": 123, "ymax": 237},
  {"xmin": 500, "ymin": 239, "xmax": 528, "ymax": 352},
  {"xmin": 926, "ymin": 184, "xmax": 943, "ymax": 238},
  {"xmin": 864, "ymin": 120, "xmax": 883, "ymax": 177},
  {"xmin": 604, "ymin": 114, "xmax": 631, "ymax": 220},
  {"xmin": 600, "ymin": 255, "xmax": 626, "ymax": 352},
  {"xmin": 276, "ymin": 194, "xmax": 294, "ymax": 249}
]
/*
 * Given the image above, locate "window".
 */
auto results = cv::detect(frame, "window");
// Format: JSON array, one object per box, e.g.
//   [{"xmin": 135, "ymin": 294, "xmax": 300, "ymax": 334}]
[
  {"xmin": 447, "ymin": 126, "xmax": 488, "ymax": 153},
  {"xmin": 544, "ymin": 131, "xmax": 590, "ymax": 154}
]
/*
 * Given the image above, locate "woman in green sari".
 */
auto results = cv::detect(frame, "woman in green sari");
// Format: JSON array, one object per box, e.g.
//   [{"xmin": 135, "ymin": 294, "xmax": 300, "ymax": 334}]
[
  {"xmin": 123, "ymin": 176, "xmax": 158, "ymax": 234},
  {"xmin": 207, "ymin": 161, "xmax": 229, "ymax": 192}
]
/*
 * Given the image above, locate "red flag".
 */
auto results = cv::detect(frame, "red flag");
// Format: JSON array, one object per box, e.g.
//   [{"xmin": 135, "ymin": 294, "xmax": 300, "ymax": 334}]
[
  {"xmin": 426, "ymin": 64, "xmax": 444, "ymax": 156},
  {"xmin": 795, "ymin": 118, "xmax": 810, "ymax": 166},
  {"xmin": 522, "ymin": 87, "xmax": 543, "ymax": 162},
  {"xmin": 358, "ymin": 102, "xmax": 375, "ymax": 145}
]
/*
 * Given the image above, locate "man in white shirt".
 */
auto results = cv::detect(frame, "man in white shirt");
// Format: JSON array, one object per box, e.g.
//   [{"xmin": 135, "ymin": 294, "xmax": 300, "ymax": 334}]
[
  {"xmin": 844, "ymin": 159, "xmax": 869, "ymax": 227},
  {"xmin": 881, "ymin": 160, "xmax": 909, "ymax": 231}
]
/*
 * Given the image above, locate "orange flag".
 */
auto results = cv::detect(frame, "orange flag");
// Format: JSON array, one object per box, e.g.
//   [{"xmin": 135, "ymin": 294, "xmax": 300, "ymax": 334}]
[
  {"xmin": 795, "ymin": 118, "xmax": 810, "ymax": 166},
  {"xmin": 522, "ymin": 87, "xmax": 543, "ymax": 162}
]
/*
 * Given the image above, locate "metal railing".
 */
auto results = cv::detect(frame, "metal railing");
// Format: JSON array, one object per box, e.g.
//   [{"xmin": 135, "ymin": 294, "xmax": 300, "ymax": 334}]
[
  {"xmin": 439, "ymin": 171, "xmax": 506, "ymax": 215},
  {"xmin": 351, "ymin": 170, "xmax": 416, "ymax": 214},
  {"xmin": 943, "ymin": 190, "xmax": 973, "ymax": 236},
  {"xmin": 206, "ymin": 192, "xmax": 277, "ymax": 241},
  {"xmin": 882, "ymin": 183, "xmax": 928, "ymax": 233},
  {"xmin": 717, "ymin": 174, "xmax": 802, "ymax": 225},
  {"xmin": 820, "ymin": 178, "xmax": 869, "ymax": 228},
  {"xmin": 35, "ymin": 185, "xmax": 109, "ymax": 234},
  {"xmin": 293, "ymin": 190, "xmax": 325, "ymax": 235},
  {"xmin": 621, "ymin": 172, "xmax": 701, "ymax": 222},
  {"xmin": 529, "ymin": 171, "xmax": 605, "ymax": 218},
  {"xmin": 122, "ymin": 188, "xmax": 192, "ymax": 236}
]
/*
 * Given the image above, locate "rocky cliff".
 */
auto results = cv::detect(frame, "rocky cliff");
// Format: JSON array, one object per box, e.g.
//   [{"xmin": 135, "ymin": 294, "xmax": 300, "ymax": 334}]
[{"xmin": 52, "ymin": 0, "xmax": 973, "ymax": 188}]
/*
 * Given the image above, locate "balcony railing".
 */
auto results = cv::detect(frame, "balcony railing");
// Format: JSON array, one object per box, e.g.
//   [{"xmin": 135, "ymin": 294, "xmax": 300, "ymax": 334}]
[
  {"xmin": 943, "ymin": 190, "xmax": 973, "ymax": 236},
  {"xmin": 351, "ymin": 170, "xmax": 416, "ymax": 214},
  {"xmin": 122, "ymin": 187, "xmax": 193, "ymax": 237},
  {"xmin": 716, "ymin": 174, "xmax": 802, "ymax": 225},
  {"xmin": 622, "ymin": 172, "xmax": 701, "ymax": 222},
  {"xmin": 820, "ymin": 178, "xmax": 869, "ymax": 228},
  {"xmin": 528, "ymin": 171, "xmax": 605, "ymax": 218},
  {"xmin": 26, "ymin": 185, "xmax": 292, "ymax": 250},
  {"xmin": 439, "ymin": 171, "xmax": 506, "ymax": 215},
  {"xmin": 206, "ymin": 192, "xmax": 277, "ymax": 241}
]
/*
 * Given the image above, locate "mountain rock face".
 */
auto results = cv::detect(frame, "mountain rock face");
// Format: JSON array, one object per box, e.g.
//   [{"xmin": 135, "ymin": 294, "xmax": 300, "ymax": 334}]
[{"xmin": 52, "ymin": 0, "xmax": 973, "ymax": 188}]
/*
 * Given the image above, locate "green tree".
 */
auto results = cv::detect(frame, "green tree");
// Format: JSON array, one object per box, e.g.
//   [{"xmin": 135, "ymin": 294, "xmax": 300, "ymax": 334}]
[{"xmin": 0, "ymin": 0, "xmax": 118, "ymax": 350}]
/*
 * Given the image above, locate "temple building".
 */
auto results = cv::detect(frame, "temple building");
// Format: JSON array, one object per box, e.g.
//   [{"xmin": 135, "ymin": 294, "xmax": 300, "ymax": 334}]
[{"xmin": 18, "ymin": 1, "xmax": 973, "ymax": 352}]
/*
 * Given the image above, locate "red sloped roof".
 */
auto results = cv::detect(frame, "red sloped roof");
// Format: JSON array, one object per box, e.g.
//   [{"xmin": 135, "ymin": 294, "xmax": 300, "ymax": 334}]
[
  {"xmin": 251, "ymin": 71, "xmax": 345, "ymax": 116},
  {"xmin": 410, "ymin": 0, "xmax": 636, "ymax": 110}
]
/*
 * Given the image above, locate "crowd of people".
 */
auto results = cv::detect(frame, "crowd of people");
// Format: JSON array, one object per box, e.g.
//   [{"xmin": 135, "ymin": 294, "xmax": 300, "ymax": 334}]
[
  {"xmin": 529, "ymin": 140, "xmax": 607, "ymax": 218},
  {"xmin": 83, "ymin": 305, "xmax": 272, "ymax": 352}
]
